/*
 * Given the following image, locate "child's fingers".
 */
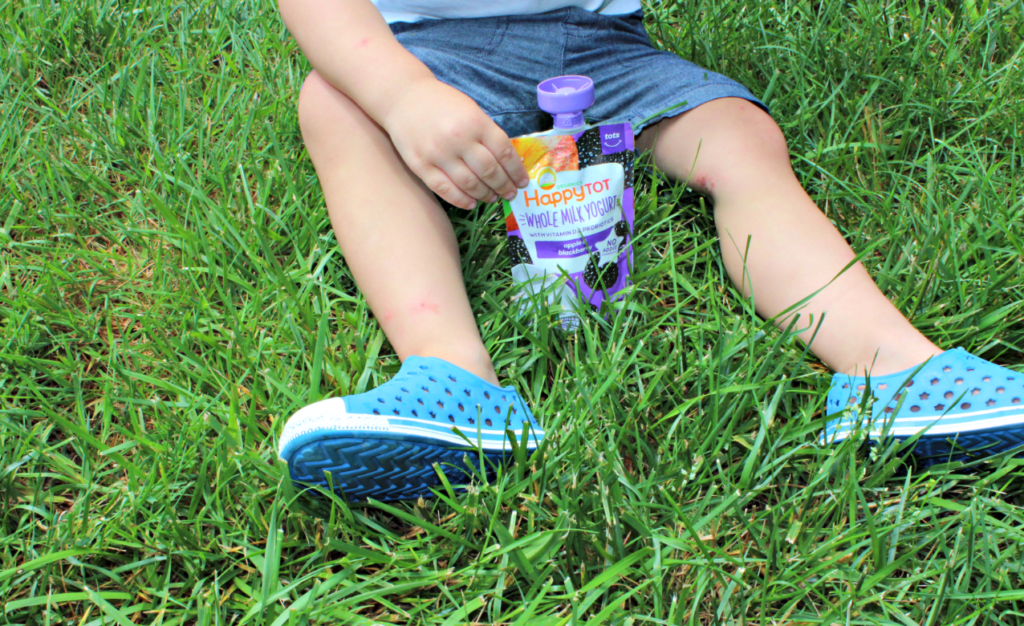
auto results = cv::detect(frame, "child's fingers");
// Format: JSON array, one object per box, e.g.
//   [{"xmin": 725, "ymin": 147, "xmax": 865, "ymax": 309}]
[
  {"xmin": 421, "ymin": 167, "xmax": 478, "ymax": 210},
  {"xmin": 462, "ymin": 145, "xmax": 518, "ymax": 201},
  {"xmin": 482, "ymin": 131, "xmax": 529, "ymax": 189},
  {"xmin": 444, "ymin": 161, "xmax": 500, "ymax": 205}
]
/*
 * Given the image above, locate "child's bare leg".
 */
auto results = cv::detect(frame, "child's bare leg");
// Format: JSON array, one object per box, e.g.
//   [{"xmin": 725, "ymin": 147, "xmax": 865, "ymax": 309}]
[
  {"xmin": 298, "ymin": 70, "xmax": 498, "ymax": 384},
  {"xmin": 637, "ymin": 98, "xmax": 941, "ymax": 376}
]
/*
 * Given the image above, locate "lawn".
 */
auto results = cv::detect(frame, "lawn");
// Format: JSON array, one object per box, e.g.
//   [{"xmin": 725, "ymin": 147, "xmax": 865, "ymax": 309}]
[{"xmin": 2, "ymin": 0, "xmax": 1024, "ymax": 623}]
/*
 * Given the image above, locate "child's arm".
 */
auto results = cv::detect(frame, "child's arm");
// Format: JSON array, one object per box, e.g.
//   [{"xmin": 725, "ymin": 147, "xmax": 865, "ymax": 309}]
[{"xmin": 278, "ymin": 0, "xmax": 529, "ymax": 209}]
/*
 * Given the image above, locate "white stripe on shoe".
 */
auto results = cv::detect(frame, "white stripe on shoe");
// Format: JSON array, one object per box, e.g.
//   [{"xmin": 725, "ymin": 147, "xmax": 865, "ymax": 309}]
[
  {"xmin": 279, "ymin": 398, "xmax": 544, "ymax": 460},
  {"xmin": 827, "ymin": 410, "xmax": 1024, "ymax": 441}
]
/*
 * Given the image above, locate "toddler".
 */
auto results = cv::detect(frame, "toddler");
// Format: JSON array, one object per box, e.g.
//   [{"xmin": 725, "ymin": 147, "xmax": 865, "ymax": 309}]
[{"xmin": 275, "ymin": 0, "xmax": 1024, "ymax": 501}]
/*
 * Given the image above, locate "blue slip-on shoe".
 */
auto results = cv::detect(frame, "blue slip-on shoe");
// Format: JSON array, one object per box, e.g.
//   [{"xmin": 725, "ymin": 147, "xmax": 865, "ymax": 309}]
[
  {"xmin": 823, "ymin": 348, "xmax": 1024, "ymax": 465},
  {"xmin": 278, "ymin": 356, "xmax": 544, "ymax": 501}
]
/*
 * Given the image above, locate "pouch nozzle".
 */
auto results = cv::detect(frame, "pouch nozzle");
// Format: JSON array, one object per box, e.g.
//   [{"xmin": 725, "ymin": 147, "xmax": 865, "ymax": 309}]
[{"xmin": 537, "ymin": 75, "xmax": 595, "ymax": 131}]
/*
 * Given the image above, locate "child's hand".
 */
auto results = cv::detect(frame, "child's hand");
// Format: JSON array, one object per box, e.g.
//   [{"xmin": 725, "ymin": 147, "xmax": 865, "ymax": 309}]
[
  {"xmin": 277, "ymin": 0, "xmax": 527, "ymax": 209},
  {"xmin": 382, "ymin": 78, "xmax": 530, "ymax": 210}
]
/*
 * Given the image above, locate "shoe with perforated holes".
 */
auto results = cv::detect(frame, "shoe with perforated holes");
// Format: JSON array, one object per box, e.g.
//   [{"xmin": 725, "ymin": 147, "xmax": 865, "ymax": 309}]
[
  {"xmin": 822, "ymin": 348, "xmax": 1024, "ymax": 465},
  {"xmin": 278, "ymin": 356, "xmax": 544, "ymax": 501}
]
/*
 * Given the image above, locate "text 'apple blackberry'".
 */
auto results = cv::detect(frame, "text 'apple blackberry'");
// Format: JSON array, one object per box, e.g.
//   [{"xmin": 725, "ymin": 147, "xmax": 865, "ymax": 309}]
[{"xmin": 502, "ymin": 122, "xmax": 636, "ymax": 329}]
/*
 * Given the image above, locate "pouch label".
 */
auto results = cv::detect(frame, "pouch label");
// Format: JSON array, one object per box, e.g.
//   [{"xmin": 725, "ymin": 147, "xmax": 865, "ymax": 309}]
[{"xmin": 503, "ymin": 123, "xmax": 636, "ymax": 329}]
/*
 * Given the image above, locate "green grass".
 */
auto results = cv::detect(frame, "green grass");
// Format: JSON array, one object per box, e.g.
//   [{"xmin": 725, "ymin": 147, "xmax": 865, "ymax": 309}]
[{"xmin": 2, "ymin": 0, "xmax": 1024, "ymax": 623}]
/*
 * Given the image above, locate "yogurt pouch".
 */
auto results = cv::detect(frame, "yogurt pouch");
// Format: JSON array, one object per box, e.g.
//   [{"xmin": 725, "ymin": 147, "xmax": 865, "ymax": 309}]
[{"xmin": 502, "ymin": 122, "xmax": 636, "ymax": 329}]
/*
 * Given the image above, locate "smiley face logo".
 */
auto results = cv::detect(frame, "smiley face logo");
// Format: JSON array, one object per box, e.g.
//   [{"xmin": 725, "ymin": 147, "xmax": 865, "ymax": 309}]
[{"xmin": 537, "ymin": 167, "xmax": 557, "ymax": 191}]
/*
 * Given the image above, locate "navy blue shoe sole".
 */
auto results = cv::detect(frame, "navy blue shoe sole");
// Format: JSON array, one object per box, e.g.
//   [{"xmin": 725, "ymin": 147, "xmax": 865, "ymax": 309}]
[
  {"xmin": 903, "ymin": 424, "xmax": 1024, "ymax": 467},
  {"xmin": 287, "ymin": 436, "xmax": 513, "ymax": 502}
]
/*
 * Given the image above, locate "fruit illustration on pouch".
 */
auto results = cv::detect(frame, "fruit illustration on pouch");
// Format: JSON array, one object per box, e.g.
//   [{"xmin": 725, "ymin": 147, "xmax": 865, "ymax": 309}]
[
  {"xmin": 614, "ymin": 218, "xmax": 630, "ymax": 252},
  {"xmin": 513, "ymin": 135, "xmax": 579, "ymax": 178},
  {"xmin": 505, "ymin": 211, "xmax": 520, "ymax": 232},
  {"xmin": 576, "ymin": 128, "xmax": 635, "ymax": 185},
  {"xmin": 602, "ymin": 149, "xmax": 635, "ymax": 185},
  {"xmin": 508, "ymin": 235, "xmax": 532, "ymax": 266},
  {"xmin": 576, "ymin": 128, "xmax": 603, "ymax": 166},
  {"xmin": 583, "ymin": 254, "xmax": 619, "ymax": 290}
]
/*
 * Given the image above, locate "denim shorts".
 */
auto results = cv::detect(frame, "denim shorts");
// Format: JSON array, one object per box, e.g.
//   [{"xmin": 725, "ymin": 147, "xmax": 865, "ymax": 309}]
[{"xmin": 389, "ymin": 8, "xmax": 766, "ymax": 139}]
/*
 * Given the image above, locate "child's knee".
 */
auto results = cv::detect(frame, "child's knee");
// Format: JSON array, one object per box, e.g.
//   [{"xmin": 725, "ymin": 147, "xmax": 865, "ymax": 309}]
[
  {"xmin": 731, "ymin": 100, "xmax": 788, "ymax": 161},
  {"xmin": 703, "ymin": 100, "xmax": 790, "ymax": 172},
  {"xmin": 686, "ymin": 100, "xmax": 793, "ymax": 194},
  {"xmin": 648, "ymin": 98, "xmax": 794, "ymax": 195}
]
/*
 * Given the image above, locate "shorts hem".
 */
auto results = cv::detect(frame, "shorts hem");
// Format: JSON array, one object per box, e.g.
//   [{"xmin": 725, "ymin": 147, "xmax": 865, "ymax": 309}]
[{"xmin": 629, "ymin": 82, "xmax": 768, "ymax": 135}]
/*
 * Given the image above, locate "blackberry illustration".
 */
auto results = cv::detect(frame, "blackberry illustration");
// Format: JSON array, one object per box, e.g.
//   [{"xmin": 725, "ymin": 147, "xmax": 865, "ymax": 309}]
[
  {"xmin": 575, "ymin": 128, "xmax": 635, "ymax": 186},
  {"xmin": 582, "ymin": 256, "xmax": 601, "ymax": 288},
  {"xmin": 582, "ymin": 255, "xmax": 619, "ymax": 290},
  {"xmin": 614, "ymin": 219, "xmax": 631, "ymax": 252},
  {"xmin": 604, "ymin": 150, "xmax": 635, "ymax": 187},
  {"xmin": 507, "ymin": 235, "xmax": 532, "ymax": 266},
  {"xmin": 576, "ymin": 128, "xmax": 604, "ymax": 167}
]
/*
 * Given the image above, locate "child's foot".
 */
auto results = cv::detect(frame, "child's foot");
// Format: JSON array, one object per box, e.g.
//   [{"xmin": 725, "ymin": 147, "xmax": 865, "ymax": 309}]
[
  {"xmin": 278, "ymin": 356, "xmax": 543, "ymax": 501},
  {"xmin": 823, "ymin": 348, "xmax": 1024, "ymax": 465}
]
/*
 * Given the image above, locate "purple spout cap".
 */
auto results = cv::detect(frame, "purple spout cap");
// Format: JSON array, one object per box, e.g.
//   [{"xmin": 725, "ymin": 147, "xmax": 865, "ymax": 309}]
[{"xmin": 537, "ymin": 75, "xmax": 595, "ymax": 130}]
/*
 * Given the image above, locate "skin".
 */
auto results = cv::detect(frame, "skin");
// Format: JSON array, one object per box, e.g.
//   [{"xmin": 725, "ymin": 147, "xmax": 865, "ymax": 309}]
[
  {"xmin": 635, "ymin": 100, "xmax": 942, "ymax": 376},
  {"xmin": 279, "ymin": 0, "xmax": 942, "ymax": 385}
]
